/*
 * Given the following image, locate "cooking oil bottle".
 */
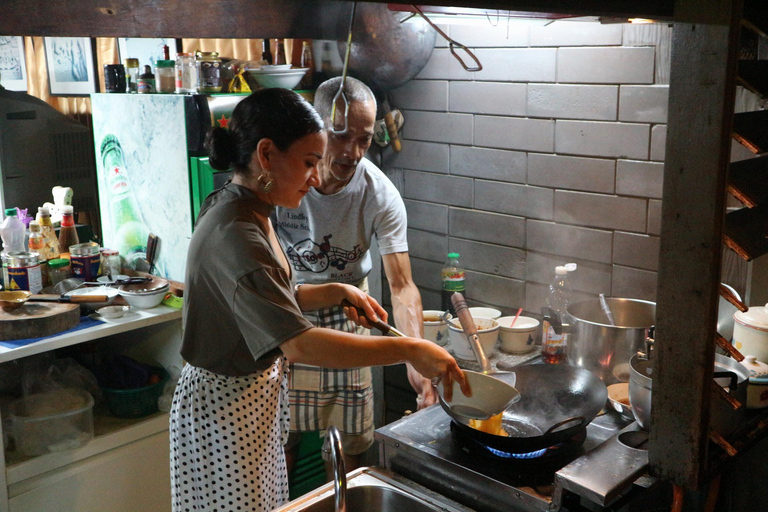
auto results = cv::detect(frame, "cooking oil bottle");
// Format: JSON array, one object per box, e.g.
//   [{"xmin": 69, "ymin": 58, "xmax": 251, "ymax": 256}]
[{"xmin": 542, "ymin": 265, "xmax": 572, "ymax": 364}]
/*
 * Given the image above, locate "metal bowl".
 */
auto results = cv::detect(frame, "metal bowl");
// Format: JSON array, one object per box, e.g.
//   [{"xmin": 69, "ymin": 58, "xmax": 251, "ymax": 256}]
[
  {"xmin": 607, "ymin": 382, "xmax": 633, "ymax": 419},
  {"xmin": 0, "ymin": 290, "xmax": 31, "ymax": 311}
]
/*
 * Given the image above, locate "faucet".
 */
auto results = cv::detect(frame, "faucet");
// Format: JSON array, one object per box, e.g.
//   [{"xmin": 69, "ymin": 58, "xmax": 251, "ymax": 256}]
[{"xmin": 323, "ymin": 425, "xmax": 347, "ymax": 512}]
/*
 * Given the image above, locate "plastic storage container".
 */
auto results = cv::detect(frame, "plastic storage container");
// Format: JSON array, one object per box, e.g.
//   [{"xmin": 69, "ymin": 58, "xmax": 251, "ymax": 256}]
[
  {"xmin": 155, "ymin": 59, "xmax": 175, "ymax": 93},
  {"xmin": 102, "ymin": 367, "xmax": 169, "ymax": 418},
  {"xmin": 175, "ymin": 53, "xmax": 197, "ymax": 93},
  {"xmin": 48, "ymin": 258, "xmax": 72, "ymax": 286},
  {"xmin": 9, "ymin": 388, "xmax": 94, "ymax": 456}
]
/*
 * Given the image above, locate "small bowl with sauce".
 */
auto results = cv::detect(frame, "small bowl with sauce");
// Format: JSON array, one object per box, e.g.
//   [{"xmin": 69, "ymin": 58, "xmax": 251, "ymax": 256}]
[{"xmin": 607, "ymin": 382, "xmax": 633, "ymax": 419}]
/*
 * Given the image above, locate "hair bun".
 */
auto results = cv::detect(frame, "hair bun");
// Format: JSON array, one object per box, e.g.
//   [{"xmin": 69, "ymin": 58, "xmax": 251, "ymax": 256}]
[{"xmin": 205, "ymin": 126, "xmax": 236, "ymax": 170}]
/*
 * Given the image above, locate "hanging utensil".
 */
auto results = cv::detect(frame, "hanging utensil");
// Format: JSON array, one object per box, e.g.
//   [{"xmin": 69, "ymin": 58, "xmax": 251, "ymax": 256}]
[
  {"xmin": 407, "ymin": 5, "xmax": 483, "ymax": 72},
  {"xmin": 146, "ymin": 233, "xmax": 158, "ymax": 275},
  {"xmin": 331, "ymin": 1, "xmax": 357, "ymax": 135}
]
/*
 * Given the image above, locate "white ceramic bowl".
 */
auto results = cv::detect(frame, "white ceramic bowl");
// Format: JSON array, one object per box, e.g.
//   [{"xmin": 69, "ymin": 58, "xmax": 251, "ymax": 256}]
[
  {"xmin": 436, "ymin": 370, "xmax": 520, "ymax": 420},
  {"xmin": 246, "ymin": 68, "xmax": 307, "ymax": 89},
  {"xmin": 448, "ymin": 316, "xmax": 499, "ymax": 361},
  {"xmin": 497, "ymin": 315, "xmax": 539, "ymax": 354},
  {"xmin": 65, "ymin": 286, "xmax": 118, "ymax": 309},
  {"xmin": 118, "ymin": 286, "xmax": 169, "ymax": 309},
  {"xmin": 423, "ymin": 310, "xmax": 451, "ymax": 346},
  {"xmin": 468, "ymin": 307, "xmax": 502, "ymax": 320},
  {"xmin": 256, "ymin": 64, "xmax": 294, "ymax": 72},
  {"xmin": 97, "ymin": 274, "xmax": 130, "ymax": 284},
  {"xmin": 96, "ymin": 305, "xmax": 130, "ymax": 319}
]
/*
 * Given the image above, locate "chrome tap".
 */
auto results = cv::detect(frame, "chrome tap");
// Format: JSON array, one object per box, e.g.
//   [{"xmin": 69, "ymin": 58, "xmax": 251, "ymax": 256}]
[{"xmin": 323, "ymin": 425, "xmax": 347, "ymax": 512}]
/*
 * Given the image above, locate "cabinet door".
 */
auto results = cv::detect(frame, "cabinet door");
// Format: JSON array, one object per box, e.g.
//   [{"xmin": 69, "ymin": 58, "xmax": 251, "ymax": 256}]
[{"xmin": 9, "ymin": 432, "xmax": 171, "ymax": 512}]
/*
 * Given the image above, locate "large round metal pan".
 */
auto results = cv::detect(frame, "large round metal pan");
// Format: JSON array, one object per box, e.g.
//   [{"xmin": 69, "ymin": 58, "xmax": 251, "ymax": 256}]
[{"xmin": 442, "ymin": 364, "xmax": 607, "ymax": 453}]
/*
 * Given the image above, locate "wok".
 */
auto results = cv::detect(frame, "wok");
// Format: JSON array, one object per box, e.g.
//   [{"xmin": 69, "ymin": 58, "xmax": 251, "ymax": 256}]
[{"xmin": 440, "ymin": 364, "xmax": 608, "ymax": 453}]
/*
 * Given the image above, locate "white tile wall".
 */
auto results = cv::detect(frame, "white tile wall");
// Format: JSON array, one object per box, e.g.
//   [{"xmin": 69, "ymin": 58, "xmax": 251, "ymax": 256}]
[{"xmin": 381, "ymin": 21, "xmax": 670, "ymax": 314}]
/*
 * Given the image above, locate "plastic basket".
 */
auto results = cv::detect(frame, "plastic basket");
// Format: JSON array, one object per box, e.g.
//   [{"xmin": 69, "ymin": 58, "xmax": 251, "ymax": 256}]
[{"xmin": 102, "ymin": 367, "xmax": 169, "ymax": 418}]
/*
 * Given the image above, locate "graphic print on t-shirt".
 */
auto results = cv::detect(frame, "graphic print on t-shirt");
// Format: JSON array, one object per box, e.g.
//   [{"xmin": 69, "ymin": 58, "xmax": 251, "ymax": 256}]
[{"xmin": 286, "ymin": 234, "xmax": 364, "ymax": 273}]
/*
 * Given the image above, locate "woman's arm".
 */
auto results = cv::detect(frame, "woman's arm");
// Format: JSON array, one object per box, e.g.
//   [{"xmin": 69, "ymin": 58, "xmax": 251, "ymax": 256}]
[{"xmin": 279, "ymin": 327, "xmax": 469, "ymax": 401}]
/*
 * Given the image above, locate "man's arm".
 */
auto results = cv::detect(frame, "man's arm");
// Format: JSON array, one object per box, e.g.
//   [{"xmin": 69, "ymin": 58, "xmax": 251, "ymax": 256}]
[{"xmin": 382, "ymin": 251, "xmax": 438, "ymax": 409}]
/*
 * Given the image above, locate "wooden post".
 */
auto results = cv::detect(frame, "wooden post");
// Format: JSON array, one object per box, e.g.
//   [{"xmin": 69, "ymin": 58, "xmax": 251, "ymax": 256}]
[{"xmin": 650, "ymin": 0, "xmax": 741, "ymax": 490}]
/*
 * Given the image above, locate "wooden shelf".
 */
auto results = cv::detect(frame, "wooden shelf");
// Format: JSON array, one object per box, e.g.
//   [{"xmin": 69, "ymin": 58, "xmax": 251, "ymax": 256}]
[
  {"xmin": 0, "ymin": 306, "xmax": 182, "ymax": 364},
  {"xmin": 727, "ymin": 155, "xmax": 768, "ymax": 207},
  {"xmin": 733, "ymin": 110, "xmax": 768, "ymax": 155},
  {"xmin": 737, "ymin": 60, "xmax": 768, "ymax": 98},
  {"xmin": 723, "ymin": 204, "xmax": 768, "ymax": 261},
  {"xmin": 5, "ymin": 411, "xmax": 169, "ymax": 484}
]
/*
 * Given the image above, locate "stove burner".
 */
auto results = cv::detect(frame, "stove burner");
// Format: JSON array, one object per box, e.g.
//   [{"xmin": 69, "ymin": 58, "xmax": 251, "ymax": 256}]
[{"xmin": 450, "ymin": 421, "xmax": 587, "ymax": 463}]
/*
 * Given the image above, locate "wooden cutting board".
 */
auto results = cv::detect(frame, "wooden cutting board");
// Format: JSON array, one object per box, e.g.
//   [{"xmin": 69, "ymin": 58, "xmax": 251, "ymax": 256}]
[{"xmin": 0, "ymin": 303, "xmax": 80, "ymax": 341}]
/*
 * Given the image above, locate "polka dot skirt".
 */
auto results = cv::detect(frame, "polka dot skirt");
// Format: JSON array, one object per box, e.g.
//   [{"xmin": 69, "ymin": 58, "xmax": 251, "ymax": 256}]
[{"xmin": 170, "ymin": 359, "xmax": 290, "ymax": 512}]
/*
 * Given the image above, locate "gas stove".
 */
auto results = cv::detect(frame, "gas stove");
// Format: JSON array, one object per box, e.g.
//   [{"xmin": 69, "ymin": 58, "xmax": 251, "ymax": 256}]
[{"xmin": 375, "ymin": 403, "xmax": 654, "ymax": 511}]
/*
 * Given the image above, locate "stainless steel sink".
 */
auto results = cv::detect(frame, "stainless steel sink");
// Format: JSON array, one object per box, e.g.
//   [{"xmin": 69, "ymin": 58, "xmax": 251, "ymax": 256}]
[{"xmin": 274, "ymin": 467, "xmax": 475, "ymax": 512}]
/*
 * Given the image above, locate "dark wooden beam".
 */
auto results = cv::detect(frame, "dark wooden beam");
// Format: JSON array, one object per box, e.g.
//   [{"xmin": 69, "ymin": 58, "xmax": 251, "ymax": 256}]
[
  {"xmin": 0, "ymin": 0, "xmax": 679, "ymax": 38},
  {"xmin": 650, "ymin": 0, "xmax": 741, "ymax": 491}
]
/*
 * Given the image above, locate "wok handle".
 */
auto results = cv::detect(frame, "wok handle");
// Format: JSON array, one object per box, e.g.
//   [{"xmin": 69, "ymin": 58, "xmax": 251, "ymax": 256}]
[
  {"xmin": 544, "ymin": 416, "xmax": 587, "ymax": 435},
  {"xmin": 451, "ymin": 292, "xmax": 492, "ymax": 373}
]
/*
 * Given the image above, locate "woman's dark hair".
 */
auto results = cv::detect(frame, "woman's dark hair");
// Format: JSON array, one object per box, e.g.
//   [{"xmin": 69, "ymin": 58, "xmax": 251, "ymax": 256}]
[{"xmin": 205, "ymin": 88, "xmax": 324, "ymax": 174}]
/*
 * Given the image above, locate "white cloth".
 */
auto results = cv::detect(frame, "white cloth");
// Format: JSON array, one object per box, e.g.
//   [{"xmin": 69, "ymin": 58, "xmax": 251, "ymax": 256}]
[
  {"xmin": 273, "ymin": 157, "xmax": 408, "ymax": 286},
  {"xmin": 170, "ymin": 359, "xmax": 290, "ymax": 512}
]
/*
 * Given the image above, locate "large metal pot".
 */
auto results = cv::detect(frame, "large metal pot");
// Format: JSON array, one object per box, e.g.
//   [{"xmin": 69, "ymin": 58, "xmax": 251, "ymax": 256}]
[
  {"xmin": 629, "ymin": 353, "xmax": 748, "ymax": 436},
  {"xmin": 566, "ymin": 298, "xmax": 655, "ymax": 384}
]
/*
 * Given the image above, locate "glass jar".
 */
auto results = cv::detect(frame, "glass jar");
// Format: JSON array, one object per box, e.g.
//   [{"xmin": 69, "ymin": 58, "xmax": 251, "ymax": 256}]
[
  {"xmin": 175, "ymin": 53, "xmax": 197, "ymax": 93},
  {"xmin": 104, "ymin": 64, "xmax": 126, "ymax": 93},
  {"xmin": 155, "ymin": 59, "xmax": 176, "ymax": 93},
  {"xmin": 48, "ymin": 258, "xmax": 72, "ymax": 286},
  {"xmin": 100, "ymin": 248, "xmax": 121, "ymax": 278},
  {"xmin": 124, "ymin": 58, "xmax": 139, "ymax": 93},
  {"xmin": 196, "ymin": 51, "xmax": 222, "ymax": 93}
]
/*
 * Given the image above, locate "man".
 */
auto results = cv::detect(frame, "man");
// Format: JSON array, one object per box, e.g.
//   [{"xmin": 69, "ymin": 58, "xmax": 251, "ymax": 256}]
[{"xmin": 273, "ymin": 76, "xmax": 435, "ymax": 471}]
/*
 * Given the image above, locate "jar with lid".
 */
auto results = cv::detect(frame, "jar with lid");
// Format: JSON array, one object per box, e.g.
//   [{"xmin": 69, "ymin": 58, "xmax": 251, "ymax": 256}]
[
  {"xmin": 155, "ymin": 59, "xmax": 176, "ymax": 93},
  {"xmin": 104, "ymin": 64, "xmax": 126, "ymax": 93},
  {"xmin": 70, "ymin": 242, "xmax": 101, "ymax": 282},
  {"xmin": 48, "ymin": 258, "xmax": 72, "ymax": 286},
  {"xmin": 124, "ymin": 58, "xmax": 139, "ymax": 92},
  {"xmin": 196, "ymin": 51, "xmax": 222, "ymax": 93},
  {"xmin": 100, "ymin": 248, "xmax": 121, "ymax": 279},
  {"xmin": 175, "ymin": 53, "xmax": 197, "ymax": 93}
]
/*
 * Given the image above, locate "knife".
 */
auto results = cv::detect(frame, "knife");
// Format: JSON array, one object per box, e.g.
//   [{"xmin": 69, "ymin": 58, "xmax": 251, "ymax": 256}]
[{"xmin": 28, "ymin": 294, "xmax": 110, "ymax": 303}]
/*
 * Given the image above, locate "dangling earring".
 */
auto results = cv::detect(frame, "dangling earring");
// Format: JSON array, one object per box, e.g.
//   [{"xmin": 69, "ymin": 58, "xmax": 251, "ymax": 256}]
[{"xmin": 258, "ymin": 172, "xmax": 274, "ymax": 193}]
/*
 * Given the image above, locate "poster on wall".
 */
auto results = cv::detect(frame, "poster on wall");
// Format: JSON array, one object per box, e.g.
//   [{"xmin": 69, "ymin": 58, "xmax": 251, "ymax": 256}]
[
  {"xmin": 117, "ymin": 38, "xmax": 179, "ymax": 69},
  {"xmin": 43, "ymin": 37, "xmax": 98, "ymax": 96},
  {"xmin": 91, "ymin": 94, "xmax": 193, "ymax": 282},
  {"xmin": 0, "ymin": 36, "xmax": 28, "ymax": 91}
]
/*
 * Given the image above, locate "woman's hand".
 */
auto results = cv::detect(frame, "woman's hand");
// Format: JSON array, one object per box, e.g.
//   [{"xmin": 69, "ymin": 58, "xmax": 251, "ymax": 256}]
[
  {"xmin": 407, "ymin": 341, "xmax": 469, "ymax": 403},
  {"xmin": 338, "ymin": 284, "xmax": 388, "ymax": 329}
]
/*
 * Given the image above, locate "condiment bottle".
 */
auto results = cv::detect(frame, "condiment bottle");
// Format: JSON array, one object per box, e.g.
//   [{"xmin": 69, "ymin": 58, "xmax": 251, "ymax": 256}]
[
  {"xmin": 542, "ymin": 266, "xmax": 572, "ymax": 364},
  {"xmin": 57, "ymin": 205, "xmax": 80, "ymax": 257},
  {"xmin": 320, "ymin": 42, "xmax": 333, "ymax": 81},
  {"xmin": 261, "ymin": 39, "xmax": 273, "ymax": 65},
  {"xmin": 0, "ymin": 208, "xmax": 25, "ymax": 255},
  {"xmin": 299, "ymin": 41, "xmax": 315, "ymax": 89},
  {"xmin": 27, "ymin": 221, "xmax": 49, "ymax": 286},
  {"xmin": 441, "ymin": 252, "xmax": 465, "ymax": 316},
  {"xmin": 274, "ymin": 39, "xmax": 287, "ymax": 66},
  {"xmin": 137, "ymin": 65, "xmax": 155, "ymax": 93},
  {"xmin": 37, "ymin": 206, "xmax": 60, "ymax": 261},
  {"xmin": 155, "ymin": 59, "xmax": 176, "ymax": 93},
  {"xmin": 175, "ymin": 53, "xmax": 197, "ymax": 93},
  {"xmin": 124, "ymin": 58, "xmax": 139, "ymax": 93}
]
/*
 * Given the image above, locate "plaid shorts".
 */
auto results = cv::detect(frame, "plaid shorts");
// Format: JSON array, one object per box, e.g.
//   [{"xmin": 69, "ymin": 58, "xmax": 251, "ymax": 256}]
[{"xmin": 289, "ymin": 287, "xmax": 373, "ymax": 441}]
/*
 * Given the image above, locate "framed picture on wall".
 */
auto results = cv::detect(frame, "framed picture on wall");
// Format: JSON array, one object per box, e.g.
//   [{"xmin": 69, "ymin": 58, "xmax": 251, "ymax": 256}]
[
  {"xmin": 0, "ymin": 36, "xmax": 28, "ymax": 91},
  {"xmin": 43, "ymin": 37, "xmax": 98, "ymax": 96},
  {"xmin": 117, "ymin": 38, "xmax": 180, "ymax": 69}
]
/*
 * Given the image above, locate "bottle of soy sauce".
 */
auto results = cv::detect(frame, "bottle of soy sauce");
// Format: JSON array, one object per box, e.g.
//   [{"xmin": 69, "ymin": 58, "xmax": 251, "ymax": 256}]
[{"xmin": 441, "ymin": 252, "xmax": 465, "ymax": 315}]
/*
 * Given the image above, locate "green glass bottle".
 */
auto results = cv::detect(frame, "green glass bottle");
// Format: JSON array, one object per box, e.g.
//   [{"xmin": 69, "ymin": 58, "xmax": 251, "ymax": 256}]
[{"xmin": 100, "ymin": 134, "xmax": 150, "ymax": 270}]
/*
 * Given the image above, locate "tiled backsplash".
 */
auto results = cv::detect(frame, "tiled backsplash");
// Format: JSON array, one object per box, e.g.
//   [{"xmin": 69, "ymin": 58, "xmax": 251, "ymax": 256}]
[{"xmin": 380, "ymin": 21, "xmax": 674, "ymax": 315}]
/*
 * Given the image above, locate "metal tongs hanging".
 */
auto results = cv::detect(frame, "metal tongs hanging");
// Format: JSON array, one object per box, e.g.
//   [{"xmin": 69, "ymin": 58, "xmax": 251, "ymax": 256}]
[
  {"xmin": 331, "ymin": 2, "xmax": 358, "ymax": 135},
  {"xmin": 403, "ymin": 5, "xmax": 483, "ymax": 72}
]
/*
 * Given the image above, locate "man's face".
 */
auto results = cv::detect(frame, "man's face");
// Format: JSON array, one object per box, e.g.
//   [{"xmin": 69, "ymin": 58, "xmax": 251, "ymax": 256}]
[{"xmin": 320, "ymin": 98, "xmax": 376, "ymax": 183}]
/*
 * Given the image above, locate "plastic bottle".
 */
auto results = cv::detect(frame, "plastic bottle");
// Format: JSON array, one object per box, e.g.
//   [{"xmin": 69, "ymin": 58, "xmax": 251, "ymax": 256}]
[
  {"xmin": 0, "ymin": 209, "xmax": 25, "ymax": 254},
  {"xmin": 100, "ymin": 134, "xmax": 150, "ymax": 269},
  {"xmin": 57, "ymin": 205, "xmax": 80, "ymax": 256},
  {"xmin": 37, "ymin": 207, "xmax": 60, "ymax": 261},
  {"xmin": 542, "ymin": 266, "xmax": 572, "ymax": 364},
  {"xmin": 274, "ymin": 39, "xmax": 287, "ymax": 66},
  {"xmin": 441, "ymin": 252, "xmax": 465, "ymax": 315},
  {"xmin": 124, "ymin": 58, "xmax": 139, "ymax": 92},
  {"xmin": 27, "ymin": 221, "xmax": 49, "ymax": 286},
  {"xmin": 320, "ymin": 42, "xmax": 333, "ymax": 81},
  {"xmin": 298, "ymin": 41, "xmax": 315, "ymax": 89}
]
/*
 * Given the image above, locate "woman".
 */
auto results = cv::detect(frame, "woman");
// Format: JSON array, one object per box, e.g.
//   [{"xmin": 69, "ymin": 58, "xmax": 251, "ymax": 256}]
[{"xmin": 170, "ymin": 88, "xmax": 468, "ymax": 512}]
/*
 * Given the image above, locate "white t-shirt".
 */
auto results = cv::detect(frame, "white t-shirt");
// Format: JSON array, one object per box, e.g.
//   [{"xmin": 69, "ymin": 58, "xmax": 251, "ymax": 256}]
[{"xmin": 273, "ymin": 158, "xmax": 408, "ymax": 286}]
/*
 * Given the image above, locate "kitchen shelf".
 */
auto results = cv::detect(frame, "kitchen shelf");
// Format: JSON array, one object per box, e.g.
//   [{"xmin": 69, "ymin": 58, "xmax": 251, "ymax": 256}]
[
  {"xmin": 0, "ymin": 306, "xmax": 182, "ymax": 364},
  {"xmin": 732, "ymin": 110, "xmax": 768, "ymax": 155},
  {"xmin": 726, "ymin": 155, "xmax": 768, "ymax": 207},
  {"xmin": 737, "ymin": 60, "xmax": 768, "ymax": 98},
  {"xmin": 5, "ymin": 410, "xmax": 169, "ymax": 484},
  {"xmin": 723, "ymin": 204, "xmax": 768, "ymax": 261}
]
